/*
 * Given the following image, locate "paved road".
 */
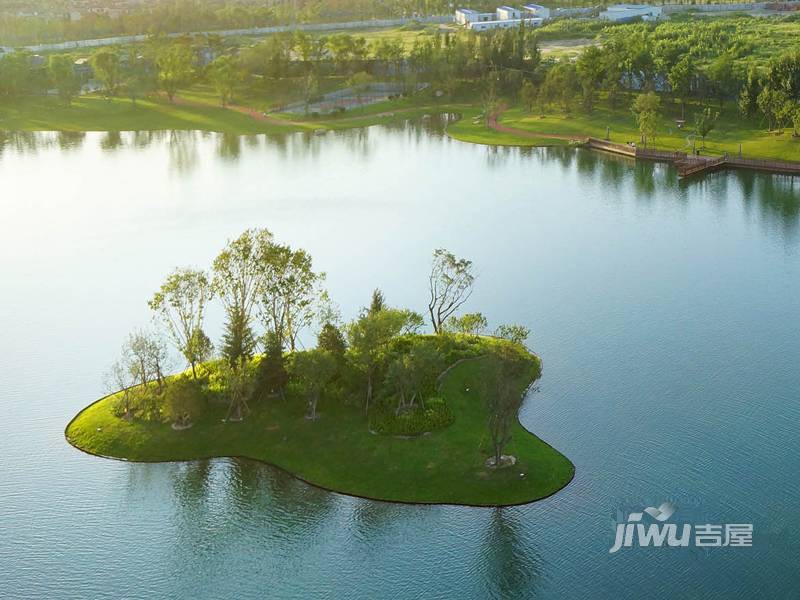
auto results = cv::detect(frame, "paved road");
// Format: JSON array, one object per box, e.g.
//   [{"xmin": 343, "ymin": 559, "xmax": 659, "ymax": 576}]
[{"xmin": 7, "ymin": 15, "xmax": 451, "ymax": 53}]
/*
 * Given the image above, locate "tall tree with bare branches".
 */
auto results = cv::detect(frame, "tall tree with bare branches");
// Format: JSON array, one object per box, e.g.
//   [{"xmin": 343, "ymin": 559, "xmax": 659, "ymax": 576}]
[{"xmin": 427, "ymin": 249, "xmax": 475, "ymax": 334}]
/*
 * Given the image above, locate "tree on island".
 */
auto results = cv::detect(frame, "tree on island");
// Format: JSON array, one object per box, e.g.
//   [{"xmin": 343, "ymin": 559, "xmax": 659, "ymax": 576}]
[
  {"xmin": 104, "ymin": 359, "xmax": 137, "ymax": 420},
  {"xmin": 293, "ymin": 349, "xmax": 337, "ymax": 420},
  {"xmin": 252, "ymin": 332, "xmax": 288, "ymax": 401},
  {"xmin": 163, "ymin": 375, "xmax": 205, "ymax": 429},
  {"xmin": 428, "ymin": 248, "xmax": 475, "ymax": 334},
  {"xmin": 481, "ymin": 347, "xmax": 529, "ymax": 468},
  {"xmin": 368, "ymin": 288, "xmax": 385, "ymax": 315},
  {"xmin": 446, "ymin": 312, "xmax": 488, "ymax": 336},
  {"xmin": 495, "ymin": 324, "xmax": 531, "ymax": 346},
  {"xmin": 221, "ymin": 307, "xmax": 256, "ymax": 421},
  {"xmin": 148, "ymin": 267, "xmax": 213, "ymax": 379},
  {"xmin": 385, "ymin": 343, "xmax": 443, "ymax": 415},
  {"xmin": 258, "ymin": 242, "xmax": 324, "ymax": 352},
  {"xmin": 213, "ymin": 228, "xmax": 273, "ymax": 354},
  {"xmin": 124, "ymin": 329, "xmax": 170, "ymax": 393},
  {"xmin": 347, "ymin": 304, "xmax": 423, "ymax": 415}
]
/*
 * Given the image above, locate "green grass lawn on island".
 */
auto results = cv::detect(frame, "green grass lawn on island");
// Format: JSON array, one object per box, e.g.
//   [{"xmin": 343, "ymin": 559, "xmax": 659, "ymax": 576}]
[{"xmin": 65, "ymin": 353, "xmax": 575, "ymax": 506}]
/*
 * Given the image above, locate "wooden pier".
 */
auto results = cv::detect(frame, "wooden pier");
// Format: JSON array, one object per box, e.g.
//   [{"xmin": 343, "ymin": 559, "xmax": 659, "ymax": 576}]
[{"xmin": 582, "ymin": 137, "xmax": 800, "ymax": 179}]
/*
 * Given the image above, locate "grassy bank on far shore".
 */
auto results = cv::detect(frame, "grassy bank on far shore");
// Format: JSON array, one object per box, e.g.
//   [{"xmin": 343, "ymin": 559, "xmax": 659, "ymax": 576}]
[
  {"xmin": 65, "ymin": 345, "xmax": 575, "ymax": 507},
  {"xmin": 3, "ymin": 86, "xmax": 800, "ymax": 163}
]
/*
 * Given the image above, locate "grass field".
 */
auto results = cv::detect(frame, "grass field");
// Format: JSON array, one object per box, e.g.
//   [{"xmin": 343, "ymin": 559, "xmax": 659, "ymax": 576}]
[
  {"xmin": 66, "ymin": 351, "xmax": 575, "ymax": 506},
  {"xmin": 496, "ymin": 99, "xmax": 800, "ymax": 161}
]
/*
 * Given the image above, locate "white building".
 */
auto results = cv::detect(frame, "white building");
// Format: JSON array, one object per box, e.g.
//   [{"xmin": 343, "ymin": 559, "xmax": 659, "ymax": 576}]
[
  {"xmin": 496, "ymin": 5, "xmax": 522, "ymax": 19},
  {"xmin": 599, "ymin": 4, "xmax": 663, "ymax": 21},
  {"xmin": 456, "ymin": 6, "xmax": 546, "ymax": 30},
  {"xmin": 455, "ymin": 8, "xmax": 496, "ymax": 25},
  {"xmin": 468, "ymin": 16, "xmax": 543, "ymax": 30},
  {"xmin": 522, "ymin": 3, "xmax": 551, "ymax": 19}
]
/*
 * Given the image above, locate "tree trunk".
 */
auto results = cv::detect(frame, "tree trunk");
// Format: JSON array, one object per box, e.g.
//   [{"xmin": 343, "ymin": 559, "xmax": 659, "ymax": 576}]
[{"xmin": 191, "ymin": 361, "xmax": 197, "ymax": 379}]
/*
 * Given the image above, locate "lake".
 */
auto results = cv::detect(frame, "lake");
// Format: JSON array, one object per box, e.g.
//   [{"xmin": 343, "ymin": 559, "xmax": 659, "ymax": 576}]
[{"xmin": 1, "ymin": 120, "xmax": 799, "ymax": 599}]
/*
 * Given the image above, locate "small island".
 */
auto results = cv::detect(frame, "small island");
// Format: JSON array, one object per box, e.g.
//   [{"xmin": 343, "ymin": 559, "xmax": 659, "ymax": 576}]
[{"xmin": 65, "ymin": 230, "xmax": 574, "ymax": 506}]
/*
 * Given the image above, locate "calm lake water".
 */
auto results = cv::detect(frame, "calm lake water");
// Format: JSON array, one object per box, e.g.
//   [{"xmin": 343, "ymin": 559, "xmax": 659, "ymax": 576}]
[{"xmin": 1, "ymin": 120, "xmax": 799, "ymax": 599}]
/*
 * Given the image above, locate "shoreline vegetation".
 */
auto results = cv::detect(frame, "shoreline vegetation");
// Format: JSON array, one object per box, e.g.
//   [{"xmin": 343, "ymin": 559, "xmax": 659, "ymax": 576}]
[
  {"xmin": 65, "ymin": 229, "xmax": 575, "ymax": 506},
  {"xmin": 4, "ymin": 89, "xmax": 800, "ymax": 167},
  {"xmin": 6, "ymin": 13, "xmax": 800, "ymax": 167}
]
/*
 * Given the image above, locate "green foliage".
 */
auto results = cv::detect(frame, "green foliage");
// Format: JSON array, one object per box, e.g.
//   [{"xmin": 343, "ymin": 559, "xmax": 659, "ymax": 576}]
[
  {"xmin": 163, "ymin": 376, "xmax": 206, "ymax": 426},
  {"xmin": 91, "ymin": 51, "xmax": 121, "ymax": 96},
  {"xmin": 494, "ymin": 324, "xmax": 531, "ymax": 346},
  {"xmin": 252, "ymin": 332, "xmax": 288, "ymax": 400},
  {"xmin": 694, "ymin": 106, "xmax": 720, "ymax": 147},
  {"xmin": 446, "ymin": 312, "xmax": 488, "ymax": 335},
  {"xmin": 207, "ymin": 55, "xmax": 242, "ymax": 106},
  {"xmin": 631, "ymin": 91, "xmax": 661, "ymax": 145},
  {"xmin": 317, "ymin": 322, "xmax": 347, "ymax": 357},
  {"xmin": 370, "ymin": 397, "xmax": 454, "ymax": 436},
  {"xmin": 156, "ymin": 43, "xmax": 195, "ymax": 101},
  {"xmin": 47, "ymin": 55, "xmax": 79, "ymax": 106},
  {"xmin": 291, "ymin": 349, "xmax": 338, "ymax": 418},
  {"xmin": 221, "ymin": 307, "xmax": 257, "ymax": 369}
]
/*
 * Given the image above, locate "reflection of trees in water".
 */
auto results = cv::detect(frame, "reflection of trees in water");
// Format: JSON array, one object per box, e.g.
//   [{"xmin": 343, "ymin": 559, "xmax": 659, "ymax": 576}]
[
  {"xmin": 168, "ymin": 130, "xmax": 199, "ymax": 175},
  {"xmin": 57, "ymin": 131, "xmax": 86, "ymax": 151},
  {"xmin": 348, "ymin": 497, "xmax": 416, "ymax": 540},
  {"xmin": 479, "ymin": 507, "xmax": 543, "ymax": 599},
  {"xmin": 216, "ymin": 132, "xmax": 241, "ymax": 160},
  {"xmin": 100, "ymin": 131, "xmax": 123, "ymax": 151}
]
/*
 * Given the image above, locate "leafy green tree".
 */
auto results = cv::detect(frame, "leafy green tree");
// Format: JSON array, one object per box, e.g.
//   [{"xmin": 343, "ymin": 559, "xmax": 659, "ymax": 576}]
[
  {"xmin": 757, "ymin": 86, "xmax": 789, "ymax": 131},
  {"xmin": 213, "ymin": 228, "xmax": 273, "ymax": 353},
  {"xmin": 668, "ymin": 56, "xmax": 694, "ymax": 120},
  {"xmin": 223, "ymin": 360, "xmax": 253, "ymax": 421},
  {"xmin": 123, "ymin": 329, "xmax": 170, "ymax": 392},
  {"xmin": 480, "ymin": 347, "xmax": 529, "ymax": 467},
  {"xmin": 293, "ymin": 349, "xmax": 337, "ymax": 420},
  {"xmin": 347, "ymin": 70, "xmax": 374, "ymax": 104},
  {"xmin": 317, "ymin": 322, "xmax": 347, "ymax": 357},
  {"xmin": 221, "ymin": 306, "xmax": 256, "ymax": 370},
  {"xmin": 163, "ymin": 375, "xmax": 205, "ymax": 428},
  {"xmin": 693, "ymin": 107, "xmax": 719, "ymax": 149},
  {"xmin": 495, "ymin": 324, "xmax": 531, "ymax": 345},
  {"xmin": 47, "ymin": 55, "xmax": 79, "ymax": 105},
  {"xmin": 706, "ymin": 53, "xmax": 737, "ymax": 110},
  {"xmin": 632, "ymin": 92, "xmax": 661, "ymax": 148},
  {"xmin": 123, "ymin": 51, "xmax": 154, "ymax": 107},
  {"xmin": 257, "ymin": 242, "xmax": 324, "ymax": 352},
  {"xmin": 384, "ymin": 343, "xmax": 444, "ymax": 414},
  {"xmin": 446, "ymin": 312, "xmax": 488, "ymax": 335},
  {"xmin": 91, "ymin": 50, "xmax": 121, "ymax": 96},
  {"xmin": 576, "ymin": 45, "xmax": 604, "ymax": 114},
  {"xmin": 156, "ymin": 43, "xmax": 194, "ymax": 102},
  {"xmin": 207, "ymin": 55, "xmax": 241, "ymax": 106},
  {"xmin": 0, "ymin": 52, "xmax": 32, "ymax": 98},
  {"xmin": 252, "ymin": 332, "xmax": 288, "ymax": 401},
  {"xmin": 368, "ymin": 288, "xmax": 385, "ymax": 315},
  {"xmin": 347, "ymin": 307, "xmax": 422, "ymax": 414},
  {"xmin": 148, "ymin": 267, "xmax": 213, "ymax": 378},
  {"xmin": 738, "ymin": 65, "xmax": 761, "ymax": 119},
  {"xmin": 428, "ymin": 248, "xmax": 475, "ymax": 334},
  {"xmin": 519, "ymin": 80, "xmax": 536, "ymax": 114}
]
